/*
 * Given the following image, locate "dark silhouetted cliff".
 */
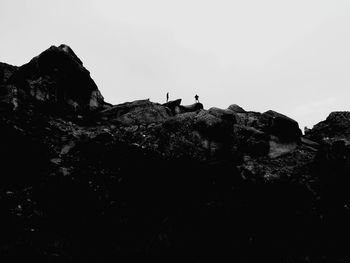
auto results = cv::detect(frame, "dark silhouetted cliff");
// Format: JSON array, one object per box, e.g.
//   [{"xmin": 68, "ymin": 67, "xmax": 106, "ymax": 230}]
[{"xmin": 1, "ymin": 45, "xmax": 350, "ymax": 262}]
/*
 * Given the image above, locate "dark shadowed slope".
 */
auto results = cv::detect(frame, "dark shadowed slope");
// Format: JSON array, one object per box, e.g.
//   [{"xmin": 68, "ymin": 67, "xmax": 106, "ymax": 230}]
[{"xmin": 0, "ymin": 45, "xmax": 350, "ymax": 262}]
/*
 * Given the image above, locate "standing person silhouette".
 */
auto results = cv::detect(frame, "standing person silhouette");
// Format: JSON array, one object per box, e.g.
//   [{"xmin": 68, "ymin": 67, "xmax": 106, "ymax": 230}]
[
  {"xmin": 195, "ymin": 94, "xmax": 199, "ymax": 103},
  {"xmin": 166, "ymin": 92, "xmax": 169, "ymax": 102}
]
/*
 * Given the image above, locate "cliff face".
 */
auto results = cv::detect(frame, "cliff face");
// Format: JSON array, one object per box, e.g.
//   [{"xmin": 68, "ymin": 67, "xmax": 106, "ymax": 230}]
[{"xmin": 0, "ymin": 45, "xmax": 350, "ymax": 262}]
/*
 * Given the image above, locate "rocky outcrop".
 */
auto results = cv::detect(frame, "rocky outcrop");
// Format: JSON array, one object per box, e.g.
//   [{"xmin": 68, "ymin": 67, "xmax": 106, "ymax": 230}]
[
  {"xmin": 306, "ymin": 111, "xmax": 350, "ymax": 143},
  {"xmin": 99, "ymin": 99, "xmax": 171, "ymax": 125},
  {"xmin": 233, "ymin": 110, "xmax": 302, "ymax": 143},
  {"xmin": 307, "ymin": 112, "xmax": 350, "ymax": 210},
  {"xmin": 176, "ymin": 102, "xmax": 204, "ymax": 114},
  {"xmin": 228, "ymin": 103, "xmax": 246, "ymax": 113},
  {"xmin": 4, "ymin": 44, "xmax": 105, "ymax": 112},
  {"xmin": 1, "ymin": 45, "xmax": 350, "ymax": 262},
  {"xmin": 208, "ymin": 107, "xmax": 236, "ymax": 123},
  {"xmin": 261, "ymin": 110, "xmax": 302, "ymax": 142},
  {"xmin": 162, "ymin": 98, "xmax": 182, "ymax": 114}
]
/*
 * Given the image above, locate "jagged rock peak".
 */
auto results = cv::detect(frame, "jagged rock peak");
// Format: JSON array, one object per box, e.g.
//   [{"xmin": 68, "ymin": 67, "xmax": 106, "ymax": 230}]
[
  {"xmin": 5, "ymin": 44, "xmax": 105, "ymax": 112},
  {"xmin": 57, "ymin": 44, "xmax": 84, "ymax": 65}
]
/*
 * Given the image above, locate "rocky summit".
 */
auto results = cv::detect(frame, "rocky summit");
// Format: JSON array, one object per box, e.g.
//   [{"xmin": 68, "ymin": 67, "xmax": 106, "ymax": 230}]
[{"xmin": 1, "ymin": 45, "xmax": 350, "ymax": 262}]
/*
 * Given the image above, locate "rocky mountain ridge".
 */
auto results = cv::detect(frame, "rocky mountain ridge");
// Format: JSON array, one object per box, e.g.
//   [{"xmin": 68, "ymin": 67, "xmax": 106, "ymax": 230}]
[{"xmin": 1, "ymin": 45, "xmax": 350, "ymax": 262}]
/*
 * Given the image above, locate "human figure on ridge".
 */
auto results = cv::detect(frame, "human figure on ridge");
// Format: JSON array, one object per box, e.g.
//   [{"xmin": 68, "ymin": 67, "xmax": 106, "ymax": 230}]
[
  {"xmin": 195, "ymin": 94, "xmax": 199, "ymax": 103},
  {"xmin": 166, "ymin": 92, "xmax": 169, "ymax": 102}
]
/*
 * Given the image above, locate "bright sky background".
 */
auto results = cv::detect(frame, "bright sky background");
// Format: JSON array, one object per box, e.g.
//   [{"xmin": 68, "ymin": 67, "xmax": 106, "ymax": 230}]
[{"xmin": 1, "ymin": 0, "xmax": 350, "ymax": 129}]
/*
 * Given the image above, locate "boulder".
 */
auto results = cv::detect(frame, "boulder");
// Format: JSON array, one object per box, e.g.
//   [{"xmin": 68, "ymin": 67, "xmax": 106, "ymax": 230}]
[
  {"xmin": 233, "ymin": 110, "xmax": 301, "ymax": 142},
  {"xmin": 162, "ymin": 99, "xmax": 182, "ymax": 114},
  {"xmin": 261, "ymin": 110, "xmax": 302, "ymax": 142},
  {"xmin": 228, "ymin": 104, "xmax": 245, "ymax": 113},
  {"xmin": 176, "ymin": 102, "xmax": 203, "ymax": 114},
  {"xmin": 208, "ymin": 107, "xmax": 236, "ymax": 123}
]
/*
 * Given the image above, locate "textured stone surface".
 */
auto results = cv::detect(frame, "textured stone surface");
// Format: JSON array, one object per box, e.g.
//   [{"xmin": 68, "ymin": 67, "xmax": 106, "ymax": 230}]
[
  {"xmin": 5, "ymin": 44, "xmax": 105, "ymax": 112},
  {"xmin": 306, "ymin": 111, "xmax": 350, "ymax": 143}
]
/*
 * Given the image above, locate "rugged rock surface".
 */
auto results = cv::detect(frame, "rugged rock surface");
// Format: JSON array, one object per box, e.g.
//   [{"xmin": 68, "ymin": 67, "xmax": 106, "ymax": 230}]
[
  {"xmin": 228, "ymin": 103, "xmax": 246, "ymax": 113},
  {"xmin": 3, "ymin": 44, "xmax": 105, "ymax": 112},
  {"xmin": 99, "ymin": 99, "xmax": 171, "ymax": 125},
  {"xmin": 1, "ymin": 45, "xmax": 350, "ymax": 262},
  {"xmin": 0, "ymin": 63, "xmax": 17, "ymax": 86},
  {"xmin": 0, "ymin": 63, "xmax": 18, "ymax": 106},
  {"xmin": 163, "ymin": 98, "xmax": 182, "ymax": 114},
  {"xmin": 306, "ymin": 111, "xmax": 350, "ymax": 143}
]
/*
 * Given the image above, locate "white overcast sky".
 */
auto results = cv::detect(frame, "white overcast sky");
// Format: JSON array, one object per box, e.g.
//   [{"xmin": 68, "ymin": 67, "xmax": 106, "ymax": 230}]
[{"xmin": 1, "ymin": 0, "xmax": 350, "ymax": 128}]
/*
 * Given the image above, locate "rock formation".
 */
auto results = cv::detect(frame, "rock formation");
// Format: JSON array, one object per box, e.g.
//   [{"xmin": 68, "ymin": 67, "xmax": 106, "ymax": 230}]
[
  {"xmin": 0, "ymin": 45, "xmax": 350, "ymax": 262},
  {"xmin": 3, "ymin": 44, "xmax": 105, "ymax": 112}
]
